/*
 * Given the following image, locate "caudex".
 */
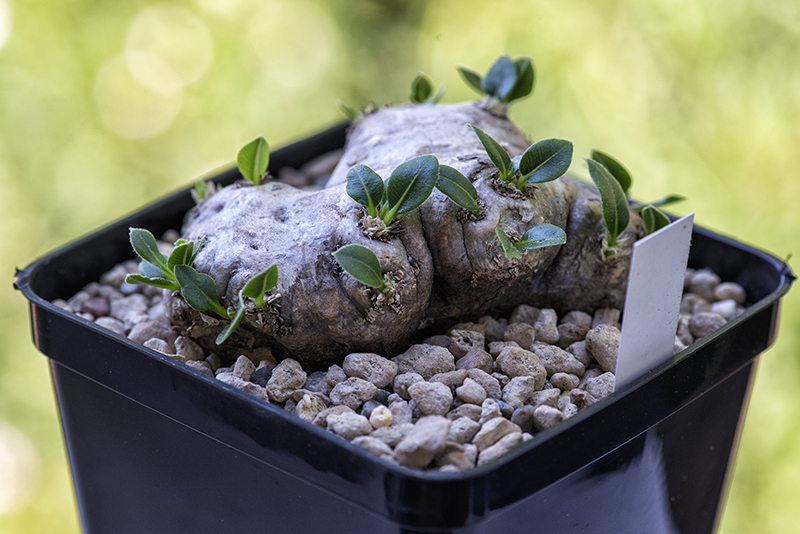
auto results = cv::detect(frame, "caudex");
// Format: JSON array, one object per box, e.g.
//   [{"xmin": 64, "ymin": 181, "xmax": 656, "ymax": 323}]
[{"xmin": 126, "ymin": 53, "xmax": 683, "ymax": 368}]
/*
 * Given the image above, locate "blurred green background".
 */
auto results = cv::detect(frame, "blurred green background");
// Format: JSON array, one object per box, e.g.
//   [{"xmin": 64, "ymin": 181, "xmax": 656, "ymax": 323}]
[{"xmin": 1, "ymin": 0, "xmax": 798, "ymax": 531}]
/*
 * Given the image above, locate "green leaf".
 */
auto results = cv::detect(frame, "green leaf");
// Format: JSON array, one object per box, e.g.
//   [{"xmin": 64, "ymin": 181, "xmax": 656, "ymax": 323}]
[
  {"xmin": 129, "ymin": 228, "xmax": 170, "ymax": 278},
  {"xmin": 195, "ymin": 179, "xmax": 210, "ymax": 201},
  {"xmin": 189, "ymin": 238, "xmax": 204, "ymax": 265},
  {"xmin": 383, "ymin": 155, "xmax": 439, "ymax": 225},
  {"xmin": 482, "ymin": 54, "xmax": 517, "ymax": 100},
  {"xmin": 333, "ymin": 244, "xmax": 384, "ymax": 289},
  {"xmin": 346, "ymin": 164, "xmax": 384, "ymax": 217},
  {"xmin": 518, "ymin": 138, "xmax": 573, "ymax": 185},
  {"xmin": 436, "ymin": 165, "xmax": 479, "ymax": 214},
  {"xmin": 241, "ymin": 263, "xmax": 279, "ymax": 308},
  {"xmin": 216, "ymin": 293, "xmax": 245, "ymax": 345},
  {"xmin": 590, "ymin": 149, "xmax": 632, "ymax": 195},
  {"xmin": 336, "ymin": 99, "xmax": 362, "ymax": 120},
  {"xmin": 456, "ymin": 66, "xmax": 483, "ymax": 95},
  {"xmin": 587, "ymin": 158, "xmax": 631, "ymax": 248},
  {"xmin": 173, "ymin": 265, "xmax": 230, "ymax": 318},
  {"xmin": 138, "ymin": 260, "xmax": 167, "ymax": 280},
  {"xmin": 515, "ymin": 223, "xmax": 567, "ymax": 250},
  {"xmin": 125, "ymin": 273, "xmax": 180, "ymax": 291},
  {"xmin": 410, "ymin": 73, "xmax": 433, "ymax": 103},
  {"xmin": 504, "ymin": 57, "xmax": 535, "ymax": 104},
  {"xmin": 470, "ymin": 125, "xmax": 512, "ymax": 181},
  {"xmin": 237, "ymin": 136, "xmax": 269, "ymax": 186},
  {"xmin": 641, "ymin": 205, "xmax": 671, "ymax": 235},
  {"xmin": 631, "ymin": 194, "xmax": 686, "ymax": 211},
  {"xmin": 167, "ymin": 241, "xmax": 195, "ymax": 272},
  {"xmin": 495, "ymin": 227, "xmax": 522, "ymax": 259}
]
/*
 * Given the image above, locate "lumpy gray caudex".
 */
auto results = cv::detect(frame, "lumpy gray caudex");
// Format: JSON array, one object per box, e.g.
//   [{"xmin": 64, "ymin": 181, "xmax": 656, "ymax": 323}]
[{"xmin": 165, "ymin": 102, "xmax": 643, "ymax": 370}]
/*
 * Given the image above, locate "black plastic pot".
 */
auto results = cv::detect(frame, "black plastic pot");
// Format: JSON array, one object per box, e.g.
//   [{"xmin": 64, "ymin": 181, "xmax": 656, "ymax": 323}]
[{"xmin": 16, "ymin": 123, "xmax": 794, "ymax": 534}]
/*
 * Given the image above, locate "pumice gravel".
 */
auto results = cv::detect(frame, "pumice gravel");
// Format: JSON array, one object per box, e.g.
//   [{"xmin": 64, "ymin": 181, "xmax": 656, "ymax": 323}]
[{"xmin": 55, "ymin": 241, "xmax": 746, "ymax": 471}]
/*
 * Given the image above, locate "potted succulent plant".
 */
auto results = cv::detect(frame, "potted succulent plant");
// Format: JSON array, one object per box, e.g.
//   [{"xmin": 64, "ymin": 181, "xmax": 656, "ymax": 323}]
[{"xmin": 15, "ymin": 55, "xmax": 793, "ymax": 534}]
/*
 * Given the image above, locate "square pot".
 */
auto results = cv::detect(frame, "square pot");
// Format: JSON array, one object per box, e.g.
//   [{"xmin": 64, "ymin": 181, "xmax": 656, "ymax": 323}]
[{"xmin": 16, "ymin": 123, "xmax": 794, "ymax": 534}]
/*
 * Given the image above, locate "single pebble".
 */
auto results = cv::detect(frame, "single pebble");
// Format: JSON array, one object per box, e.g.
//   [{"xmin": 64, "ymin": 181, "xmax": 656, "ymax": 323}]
[
  {"xmin": 456, "ymin": 378, "xmax": 488, "ymax": 405},
  {"xmin": 713, "ymin": 282, "xmax": 747, "ymax": 305},
  {"xmin": 393, "ymin": 415, "xmax": 451, "ymax": 468},
  {"xmin": 502, "ymin": 376, "xmax": 537, "ymax": 409},
  {"xmin": 216, "ymin": 372, "xmax": 269, "ymax": 402},
  {"xmin": 495, "ymin": 346, "xmax": 546, "ymax": 389},
  {"xmin": 327, "ymin": 412, "xmax": 373, "ymax": 440},
  {"xmin": 369, "ymin": 405, "xmax": 393, "ymax": 429},
  {"xmin": 329, "ymin": 377, "xmax": 378, "ymax": 411},
  {"xmin": 370, "ymin": 423, "xmax": 414, "ymax": 448},
  {"xmin": 95, "ymin": 316, "xmax": 126, "ymax": 336},
  {"xmin": 144, "ymin": 338, "xmax": 174, "ymax": 355},
  {"xmin": 531, "ymin": 344, "xmax": 586, "ymax": 377},
  {"xmin": 407, "ymin": 381, "xmax": 453, "ymax": 416},
  {"xmin": 449, "ymin": 329, "xmax": 486, "ymax": 359},
  {"xmin": 342, "ymin": 352, "xmax": 398, "ymax": 388},
  {"xmin": 584, "ymin": 372, "xmax": 615, "ymax": 400},
  {"xmin": 681, "ymin": 293, "xmax": 711, "ymax": 315},
  {"xmin": 566, "ymin": 341, "xmax": 592, "ymax": 368},
  {"xmin": 184, "ymin": 360, "xmax": 214, "ymax": 377},
  {"xmin": 312, "ymin": 405, "xmax": 355, "ymax": 428},
  {"xmin": 689, "ymin": 269, "xmax": 721, "ymax": 301},
  {"xmin": 472, "ymin": 417, "xmax": 522, "ymax": 451},
  {"xmin": 392, "ymin": 344, "xmax": 455, "ymax": 379},
  {"xmin": 532, "ymin": 405, "xmax": 565, "ymax": 431},
  {"xmin": 266, "ymin": 358, "xmax": 307, "ymax": 403},
  {"xmin": 296, "ymin": 393, "xmax": 329, "ymax": 422},
  {"xmin": 556, "ymin": 322, "xmax": 589, "ymax": 349},
  {"xmin": 352, "ymin": 436, "xmax": 393, "ymax": 458},
  {"xmin": 175, "ymin": 336, "xmax": 205, "ymax": 362},
  {"xmin": 503, "ymin": 323, "xmax": 536, "ymax": 350},
  {"xmin": 479, "ymin": 398, "xmax": 503, "ymax": 425},
  {"xmin": 533, "ymin": 308, "xmax": 560, "ymax": 345},
  {"xmin": 488, "ymin": 340, "xmax": 519, "ymax": 357},
  {"xmin": 446, "ymin": 417, "xmax": 481, "ymax": 444},
  {"xmin": 478, "ymin": 315, "xmax": 507, "ymax": 343},
  {"xmin": 446, "ymin": 403, "xmax": 482, "ymax": 423},
  {"xmin": 82, "ymin": 297, "xmax": 110, "ymax": 317},
  {"xmin": 710, "ymin": 299, "xmax": 737, "ymax": 320},
  {"xmin": 528, "ymin": 389, "xmax": 560, "ymax": 408},
  {"xmin": 233, "ymin": 354, "xmax": 256, "ymax": 381},
  {"xmin": 477, "ymin": 432, "xmax": 523, "ymax": 466},
  {"xmin": 510, "ymin": 405, "xmax": 537, "ymax": 433},
  {"xmin": 689, "ymin": 312, "xmax": 727, "ymax": 338},
  {"xmin": 455, "ymin": 348, "xmax": 494, "ymax": 374},
  {"xmin": 389, "ymin": 400, "xmax": 413, "ymax": 426},
  {"xmin": 560, "ymin": 310, "xmax": 593, "ymax": 328},
  {"xmin": 584, "ymin": 325, "xmax": 621, "ymax": 373},
  {"xmin": 509, "ymin": 304, "xmax": 540, "ymax": 326},
  {"xmin": 550, "ymin": 372, "xmax": 580, "ymax": 391},
  {"xmin": 326, "ymin": 364, "xmax": 347, "ymax": 388},
  {"xmin": 429, "ymin": 370, "xmax": 468, "ymax": 392}
]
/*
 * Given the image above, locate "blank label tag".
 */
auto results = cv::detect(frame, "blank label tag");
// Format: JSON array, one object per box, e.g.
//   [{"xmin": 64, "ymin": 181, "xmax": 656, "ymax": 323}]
[{"xmin": 615, "ymin": 213, "xmax": 694, "ymax": 390}]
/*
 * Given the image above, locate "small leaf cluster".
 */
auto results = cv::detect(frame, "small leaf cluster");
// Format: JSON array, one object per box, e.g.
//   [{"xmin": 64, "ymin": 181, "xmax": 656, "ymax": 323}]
[
  {"xmin": 346, "ymin": 155, "xmax": 480, "ymax": 228},
  {"xmin": 457, "ymin": 54, "xmax": 534, "ymax": 107},
  {"xmin": 495, "ymin": 223, "xmax": 567, "ymax": 259},
  {"xmin": 471, "ymin": 125, "xmax": 573, "ymax": 190},
  {"xmin": 410, "ymin": 73, "xmax": 445, "ymax": 104},
  {"xmin": 237, "ymin": 136, "xmax": 270, "ymax": 186},
  {"xmin": 585, "ymin": 150, "xmax": 685, "ymax": 255},
  {"xmin": 332, "ymin": 244, "xmax": 392, "ymax": 293},
  {"xmin": 125, "ymin": 228, "xmax": 278, "ymax": 345}
]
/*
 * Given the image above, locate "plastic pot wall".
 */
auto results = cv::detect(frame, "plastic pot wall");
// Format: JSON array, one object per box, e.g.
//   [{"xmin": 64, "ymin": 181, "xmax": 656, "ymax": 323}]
[{"xmin": 16, "ymin": 123, "xmax": 794, "ymax": 534}]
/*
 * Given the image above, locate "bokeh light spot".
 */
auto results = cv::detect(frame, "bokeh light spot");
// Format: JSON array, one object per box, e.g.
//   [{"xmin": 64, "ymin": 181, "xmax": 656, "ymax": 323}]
[
  {"xmin": 0, "ymin": 0, "xmax": 11, "ymax": 53},
  {"xmin": 247, "ymin": 0, "xmax": 336, "ymax": 89},
  {"xmin": 94, "ymin": 54, "xmax": 183, "ymax": 139},
  {"xmin": 125, "ymin": 3, "xmax": 213, "ymax": 89},
  {"xmin": 0, "ymin": 422, "xmax": 40, "ymax": 516}
]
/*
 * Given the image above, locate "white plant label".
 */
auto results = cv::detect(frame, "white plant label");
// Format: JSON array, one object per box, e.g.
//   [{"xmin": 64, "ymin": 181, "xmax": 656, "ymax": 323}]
[{"xmin": 615, "ymin": 213, "xmax": 694, "ymax": 390}]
